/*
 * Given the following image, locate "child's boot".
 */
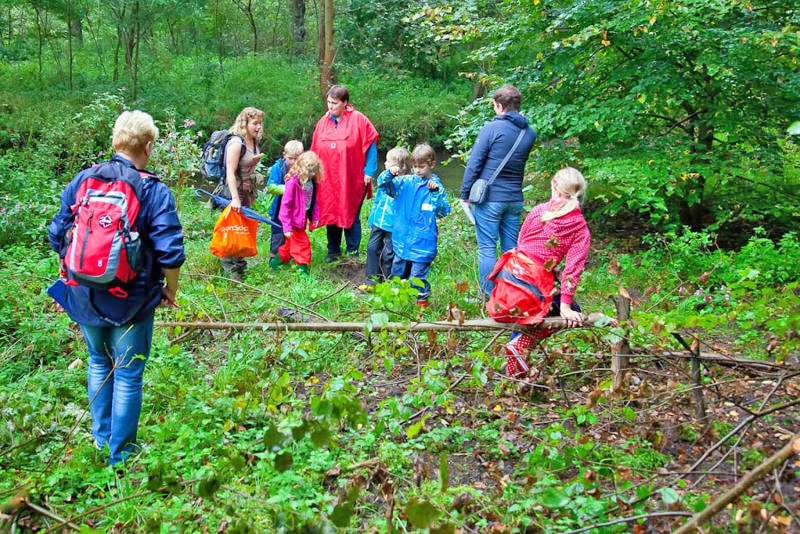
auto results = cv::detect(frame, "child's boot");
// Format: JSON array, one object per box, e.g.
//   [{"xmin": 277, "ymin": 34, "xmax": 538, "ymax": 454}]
[
  {"xmin": 269, "ymin": 256, "xmax": 284, "ymax": 270},
  {"xmin": 505, "ymin": 334, "xmax": 535, "ymax": 378},
  {"xmin": 297, "ymin": 264, "xmax": 310, "ymax": 275}
]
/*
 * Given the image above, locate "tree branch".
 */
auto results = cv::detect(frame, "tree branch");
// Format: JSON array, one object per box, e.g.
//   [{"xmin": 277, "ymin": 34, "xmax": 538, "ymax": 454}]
[{"xmin": 673, "ymin": 433, "xmax": 800, "ymax": 534}]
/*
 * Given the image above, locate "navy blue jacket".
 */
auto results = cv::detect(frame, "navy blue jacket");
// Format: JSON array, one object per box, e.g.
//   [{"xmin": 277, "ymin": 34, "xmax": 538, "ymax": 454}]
[
  {"xmin": 48, "ymin": 155, "xmax": 185, "ymax": 327},
  {"xmin": 459, "ymin": 111, "xmax": 536, "ymax": 203}
]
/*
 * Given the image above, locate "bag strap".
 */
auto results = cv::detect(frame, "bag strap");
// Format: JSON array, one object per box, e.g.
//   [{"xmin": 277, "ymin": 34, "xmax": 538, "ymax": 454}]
[
  {"xmin": 220, "ymin": 134, "xmax": 248, "ymax": 185},
  {"xmin": 484, "ymin": 126, "xmax": 530, "ymax": 190}
]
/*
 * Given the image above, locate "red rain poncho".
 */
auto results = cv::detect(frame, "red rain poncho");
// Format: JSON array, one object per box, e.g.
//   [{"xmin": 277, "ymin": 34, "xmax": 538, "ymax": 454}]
[{"xmin": 311, "ymin": 105, "xmax": 379, "ymax": 228}]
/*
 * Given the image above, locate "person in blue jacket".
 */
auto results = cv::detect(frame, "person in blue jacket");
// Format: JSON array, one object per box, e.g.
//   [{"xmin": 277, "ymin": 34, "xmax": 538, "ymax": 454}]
[
  {"xmin": 380, "ymin": 144, "xmax": 451, "ymax": 314},
  {"xmin": 459, "ymin": 84, "xmax": 536, "ymax": 297},
  {"xmin": 48, "ymin": 110, "xmax": 185, "ymax": 466},
  {"xmin": 362, "ymin": 146, "xmax": 411, "ymax": 289},
  {"xmin": 265, "ymin": 140, "xmax": 303, "ymax": 269}
]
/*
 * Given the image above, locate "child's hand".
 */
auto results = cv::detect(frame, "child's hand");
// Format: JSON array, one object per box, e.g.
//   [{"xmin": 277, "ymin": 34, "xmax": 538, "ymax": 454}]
[
  {"xmin": 389, "ymin": 165, "xmax": 401, "ymax": 176},
  {"xmin": 284, "ymin": 232, "xmax": 292, "ymax": 239},
  {"xmin": 427, "ymin": 181, "xmax": 440, "ymax": 191},
  {"xmin": 364, "ymin": 175, "xmax": 373, "ymax": 186}
]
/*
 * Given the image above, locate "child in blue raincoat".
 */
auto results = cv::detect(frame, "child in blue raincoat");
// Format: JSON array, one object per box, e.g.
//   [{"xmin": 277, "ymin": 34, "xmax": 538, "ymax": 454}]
[
  {"xmin": 379, "ymin": 143, "xmax": 450, "ymax": 315},
  {"xmin": 362, "ymin": 146, "xmax": 412, "ymax": 289}
]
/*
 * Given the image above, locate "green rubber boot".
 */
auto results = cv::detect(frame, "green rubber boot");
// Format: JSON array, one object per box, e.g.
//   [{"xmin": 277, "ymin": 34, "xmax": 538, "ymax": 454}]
[
  {"xmin": 269, "ymin": 257, "xmax": 284, "ymax": 270},
  {"xmin": 297, "ymin": 264, "xmax": 310, "ymax": 275}
]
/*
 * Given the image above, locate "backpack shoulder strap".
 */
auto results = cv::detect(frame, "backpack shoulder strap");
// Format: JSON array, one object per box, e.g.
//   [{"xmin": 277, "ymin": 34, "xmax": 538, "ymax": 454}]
[{"xmin": 485, "ymin": 126, "xmax": 530, "ymax": 189}]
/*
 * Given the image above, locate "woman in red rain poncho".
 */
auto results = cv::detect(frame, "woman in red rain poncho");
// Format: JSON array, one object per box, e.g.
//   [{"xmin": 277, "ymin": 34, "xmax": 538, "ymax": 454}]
[{"xmin": 311, "ymin": 85, "xmax": 379, "ymax": 262}]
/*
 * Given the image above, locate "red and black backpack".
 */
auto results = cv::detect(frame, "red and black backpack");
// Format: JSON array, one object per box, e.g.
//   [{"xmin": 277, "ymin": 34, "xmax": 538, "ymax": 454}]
[{"xmin": 62, "ymin": 161, "xmax": 150, "ymax": 298}]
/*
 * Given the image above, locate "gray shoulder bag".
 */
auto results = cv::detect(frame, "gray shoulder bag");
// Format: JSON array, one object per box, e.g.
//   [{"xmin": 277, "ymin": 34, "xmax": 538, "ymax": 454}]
[{"xmin": 468, "ymin": 126, "xmax": 529, "ymax": 204}]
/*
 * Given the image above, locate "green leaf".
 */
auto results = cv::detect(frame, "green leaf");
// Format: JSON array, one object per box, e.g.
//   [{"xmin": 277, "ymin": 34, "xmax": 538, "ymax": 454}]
[
  {"xmin": 539, "ymin": 488, "xmax": 569, "ymax": 508},
  {"xmin": 329, "ymin": 502, "xmax": 354, "ymax": 528},
  {"xmin": 430, "ymin": 523, "xmax": 456, "ymax": 534},
  {"xmin": 197, "ymin": 475, "xmax": 221, "ymax": 498},
  {"xmin": 291, "ymin": 421, "xmax": 308, "ymax": 440},
  {"xmin": 264, "ymin": 425, "xmax": 284, "ymax": 450},
  {"xmin": 658, "ymin": 487, "xmax": 680, "ymax": 504},
  {"xmin": 228, "ymin": 454, "xmax": 246, "ymax": 472},
  {"xmin": 406, "ymin": 414, "xmax": 429, "ymax": 438},
  {"xmin": 404, "ymin": 498, "xmax": 440, "ymax": 528},
  {"xmin": 788, "ymin": 121, "xmax": 800, "ymax": 136},
  {"xmin": 439, "ymin": 453, "xmax": 449, "ymax": 492},
  {"xmin": 274, "ymin": 452, "xmax": 293, "ymax": 472},
  {"xmin": 311, "ymin": 427, "xmax": 332, "ymax": 448}
]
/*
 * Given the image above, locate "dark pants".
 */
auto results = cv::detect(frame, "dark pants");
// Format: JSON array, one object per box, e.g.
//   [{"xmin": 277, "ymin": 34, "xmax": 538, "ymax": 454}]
[
  {"xmin": 270, "ymin": 224, "xmax": 285, "ymax": 257},
  {"xmin": 365, "ymin": 226, "xmax": 394, "ymax": 281},
  {"xmin": 326, "ymin": 198, "xmax": 364, "ymax": 257},
  {"xmin": 391, "ymin": 258, "xmax": 432, "ymax": 302}
]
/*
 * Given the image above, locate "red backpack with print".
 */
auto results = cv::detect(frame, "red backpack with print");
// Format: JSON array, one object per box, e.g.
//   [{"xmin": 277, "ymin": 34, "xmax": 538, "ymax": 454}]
[
  {"xmin": 62, "ymin": 161, "xmax": 148, "ymax": 298},
  {"xmin": 486, "ymin": 248, "xmax": 555, "ymax": 325}
]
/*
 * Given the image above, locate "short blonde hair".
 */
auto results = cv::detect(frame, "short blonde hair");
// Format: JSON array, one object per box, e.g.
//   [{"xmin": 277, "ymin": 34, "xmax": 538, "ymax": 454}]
[
  {"xmin": 284, "ymin": 140, "xmax": 304, "ymax": 155},
  {"xmin": 287, "ymin": 151, "xmax": 323, "ymax": 186},
  {"xmin": 411, "ymin": 143, "xmax": 435, "ymax": 165},
  {"xmin": 229, "ymin": 107, "xmax": 265, "ymax": 139},
  {"xmin": 542, "ymin": 167, "xmax": 587, "ymax": 222},
  {"xmin": 386, "ymin": 146, "xmax": 411, "ymax": 174},
  {"xmin": 112, "ymin": 110, "xmax": 158, "ymax": 154}
]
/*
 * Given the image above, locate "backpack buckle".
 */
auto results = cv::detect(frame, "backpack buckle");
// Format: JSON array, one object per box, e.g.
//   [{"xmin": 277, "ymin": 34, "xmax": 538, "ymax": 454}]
[{"xmin": 108, "ymin": 287, "xmax": 128, "ymax": 298}]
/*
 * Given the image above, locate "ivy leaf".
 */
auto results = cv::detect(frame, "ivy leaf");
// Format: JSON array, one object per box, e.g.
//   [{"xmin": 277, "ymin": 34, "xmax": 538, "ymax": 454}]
[
  {"xmin": 274, "ymin": 452, "xmax": 293, "ymax": 472},
  {"xmin": 329, "ymin": 502, "xmax": 354, "ymax": 527},
  {"xmin": 404, "ymin": 498, "xmax": 440, "ymax": 528}
]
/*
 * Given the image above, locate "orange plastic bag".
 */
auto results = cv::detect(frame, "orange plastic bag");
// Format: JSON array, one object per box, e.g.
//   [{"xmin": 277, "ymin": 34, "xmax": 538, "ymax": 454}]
[{"xmin": 209, "ymin": 206, "xmax": 258, "ymax": 258}]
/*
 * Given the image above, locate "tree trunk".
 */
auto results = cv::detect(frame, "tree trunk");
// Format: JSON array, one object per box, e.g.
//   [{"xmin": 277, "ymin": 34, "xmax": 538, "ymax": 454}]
[
  {"xmin": 33, "ymin": 6, "xmax": 43, "ymax": 81},
  {"xmin": 113, "ymin": 22, "xmax": 121, "ymax": 82},
  {"xmin": 317, "ymin": 0, "xmax": 335, "ymax": 104},
  {"xmin": 66, "ymin": 0, "xmax": 73, "ymax": 89},
  {"xmin": 132, "ymin": 0, "xmax": 140, "ymax": 100},
  {"xmin": 291, "ymin": 0, "xmax": 306, "ymax": 54},
  {"xmin": 69, "ymin": 16, "xmax": 82, "ymax": 44}
]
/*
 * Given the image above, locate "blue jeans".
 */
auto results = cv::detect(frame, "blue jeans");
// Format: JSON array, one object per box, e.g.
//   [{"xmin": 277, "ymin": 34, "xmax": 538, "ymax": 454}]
[
  {"xmin": 80, "ymin": 309, "xmax": 154, "ymax": 465},
  {"xmin": 392, "ymin": 258, "xmax": 432, "ymax": 301},
  {"xmin": 365, "ymin": 226, "xmax": 394, "ymax": 281},
  {"xmin": 473, "ymin": 200, "xmax": 523, "ymax": 296}
]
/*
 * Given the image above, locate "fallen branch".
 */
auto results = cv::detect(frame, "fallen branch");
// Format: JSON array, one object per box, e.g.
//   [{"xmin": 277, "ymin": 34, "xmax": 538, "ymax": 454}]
[
  {"xmin": 156, "ymin": 316, "xmax": 610, "ymax": 333},
  {"xmin": 22, "ymin": 498, "xmax": 81, "ymax": 531},
  {"xmin": 673, "ymin": 432, "xmax": 800, "ymax": 534},
  {"xmin": 563, "ymin": 511, "xmax": 693, "ymax": 534}
]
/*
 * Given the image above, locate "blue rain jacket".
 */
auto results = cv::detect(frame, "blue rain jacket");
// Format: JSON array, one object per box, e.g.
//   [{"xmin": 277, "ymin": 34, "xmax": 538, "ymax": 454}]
[
  {"xmin": 48, "ymin": 155, "xmax": 185, "ymax": 326},
  {"xmin": 379, "ymin": 172, "xmax": 450, "ymax": 263}
]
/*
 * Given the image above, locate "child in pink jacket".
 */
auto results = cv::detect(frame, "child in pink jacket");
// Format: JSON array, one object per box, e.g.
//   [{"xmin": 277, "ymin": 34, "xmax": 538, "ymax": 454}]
[
  {"xmin": 277, "ymin": 151, "xmax": 322, "ymax": 274},
  {"xmin": 486, "ymin": 167, "xmax": 591, "ymax": 378}
]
